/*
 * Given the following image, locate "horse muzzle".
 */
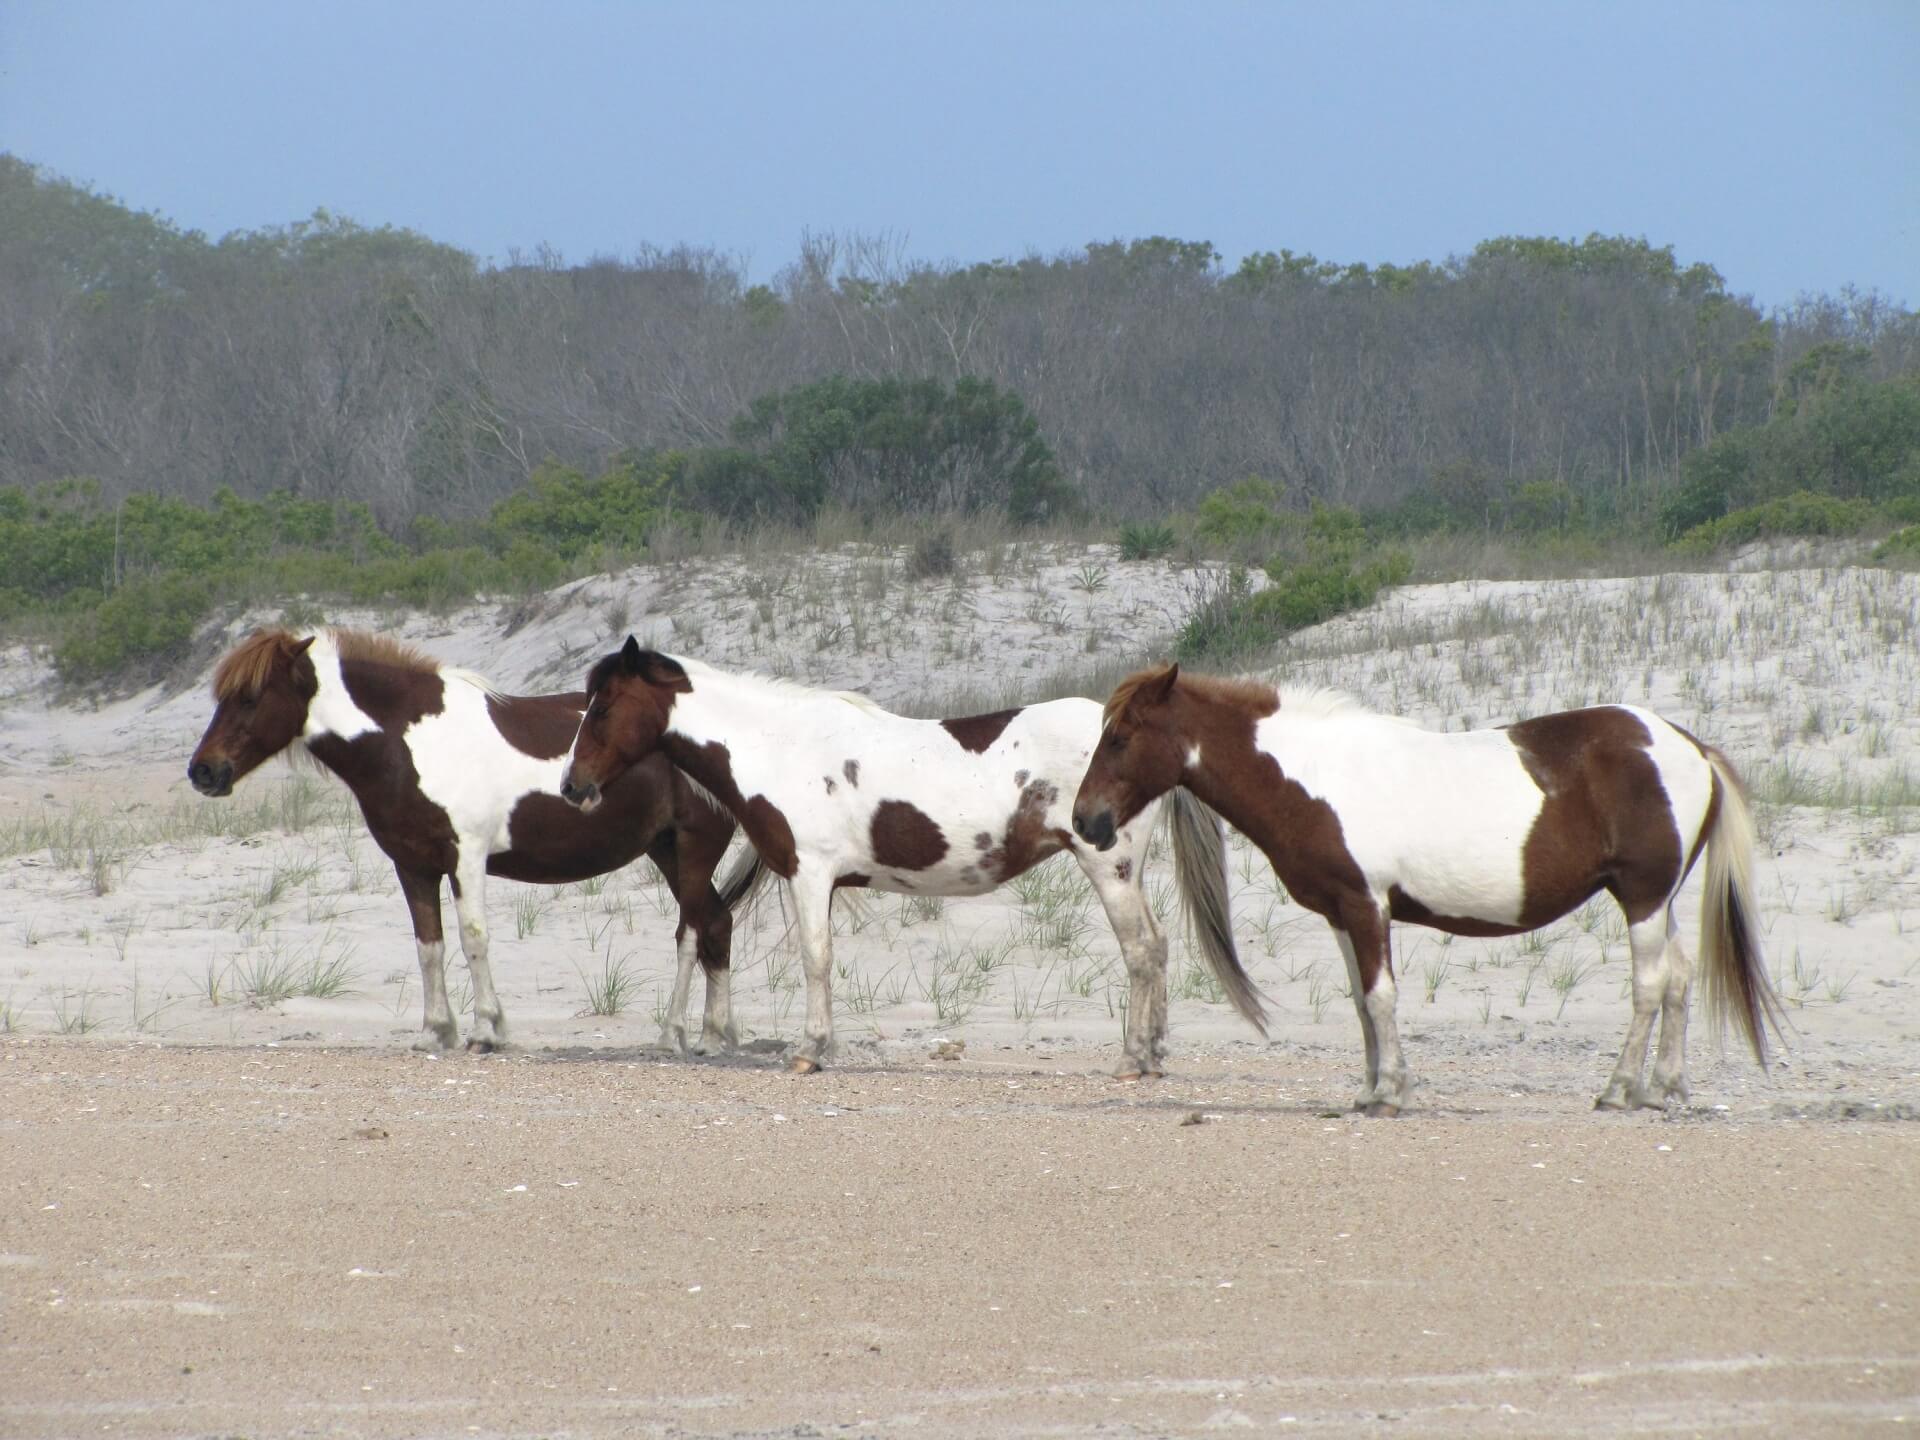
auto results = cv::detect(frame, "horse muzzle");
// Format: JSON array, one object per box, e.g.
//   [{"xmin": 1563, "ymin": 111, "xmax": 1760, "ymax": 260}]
[
  {"xmin": 559, "ymin": 772, "xmax": 601, "ymax": 812},
  {"xmin": 1072, "ymin": 807, "xmax": 1117, "ymax": 852},
  {"xmin": 188, "ymin": 758, "xmax": 234, "ymax": 797}
]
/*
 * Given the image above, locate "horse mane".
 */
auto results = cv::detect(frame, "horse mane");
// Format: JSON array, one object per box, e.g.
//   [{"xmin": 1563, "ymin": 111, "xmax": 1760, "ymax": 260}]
[
  {"xmin": 213, "ymin": 626, "xmax": 456, "ymax": 702},
  {"xmin": 1105, "ymin": 669, "xmax": 1369, "ymax": 726},
  {"xmin": 674, "ymin": 654, "xmax": 887, "ymax": 716}
]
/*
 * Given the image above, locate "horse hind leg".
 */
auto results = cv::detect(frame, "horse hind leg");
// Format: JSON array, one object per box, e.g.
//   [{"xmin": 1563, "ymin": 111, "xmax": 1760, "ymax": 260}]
[
  {"xmin": 662, "ymin": 925, "xmax": 700, "ymax": 1055},
  {"xmin": 1595, "ymin": 909, "xmax": 1671, "ymax": 1110},
  {"xmin": 399, "ymin": 866, "xmax": 460, "ymax": 1052},
  {"xmin": 1648, "ymin": 913, "xmax": 1694, "ymax": 1105}
]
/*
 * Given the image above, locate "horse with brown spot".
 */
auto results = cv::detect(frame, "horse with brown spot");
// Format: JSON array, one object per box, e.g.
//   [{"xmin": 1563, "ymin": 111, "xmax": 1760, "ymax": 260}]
[
  {"xmin": 1073, "ymin": 664, "xmax": 1787, "ymax": 1115},
  {"xmin": 560, "ymin": 638, "xmax": 1259, "ymax": 1076},
  {"xmin": 189, "ymin": 629, "xmax": 750, "ymax": 1053}
]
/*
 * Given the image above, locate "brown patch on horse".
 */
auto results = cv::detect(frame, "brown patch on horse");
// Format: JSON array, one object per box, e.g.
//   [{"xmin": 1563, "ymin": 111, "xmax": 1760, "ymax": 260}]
[
  {"xmin": 974, "ymin": 832, "xmax": 992, "ymax": 851},
  {"xmin": 1114, "ymin": 859, "xmax": 1131, "ymax": 882},
  {"xmin": 1506, "ymin": 707, "xmax": 1683, "ymax": 927},
  {"xmin": 836, "ymin": 873, "xmax": 872, "ymax": 889},
  {"xmin": 823, "ymin": 776, "xmax": 837, "ymax": 795},
  {"xmin": 339, "ymin": 657, "xmax": 446, "ymax": 731},
  {"xmin": 870, "ymin": 800, "xmax": 950, "ymax": 871},
  {"xmin": 493, "ymin": 751, "xmax": 679, "ymax": 883},
  {"xmin": 1387, "ymin": 884, "xmax": 1528, "ymax": 938},
  {"xmin": 843, "ymin": 759, "xmax": 860, "ymax": 788},
  {"xmin": 940, "ymin": 709, "xmax": 1020, "ymax": 754},
  {"xmin": 983, "ymin": 779, "xmax": 1072, "ymax": 882},
  {"xmin": 658, "ymin": 736, "xmax": 800, "ymax": 879},
  {"xmin": 487, "ymin": 692, "xmax": 587, "ymax": 760},
  {"xmin": 1013, "ymin": 769, "xmax": 1029, "ymax": 787}
]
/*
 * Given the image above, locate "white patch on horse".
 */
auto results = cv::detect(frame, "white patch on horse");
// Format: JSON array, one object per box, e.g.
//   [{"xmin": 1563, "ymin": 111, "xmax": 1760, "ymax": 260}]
[
  {"xmin": 1186, "ymin": 743, "xmax": 1202, "ymax": 770},
  {"xmin": 1253, "ymin": 695, "xmax": 1537, "ymax": 925},
  {"xmin": 404, "ymin": 672, "xmax": 563, "ymax": 851},
  {"xmin": 302, "ymin": 634, "xmax": 382, "ymax": 744}
]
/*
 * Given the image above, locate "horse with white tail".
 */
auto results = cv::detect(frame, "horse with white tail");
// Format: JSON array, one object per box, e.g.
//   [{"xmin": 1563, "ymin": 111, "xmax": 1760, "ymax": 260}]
[
  {"xmin": 189, "ymin": 629, "xmax": 752, "ymax": 1054},
  {"xmin": 559, "ymin": 637, "xmax": 1260, "ymax": 1076},
  {"xmin": 1072, "ymin": 665, "xmax": 1788, "ymax": 1115}
]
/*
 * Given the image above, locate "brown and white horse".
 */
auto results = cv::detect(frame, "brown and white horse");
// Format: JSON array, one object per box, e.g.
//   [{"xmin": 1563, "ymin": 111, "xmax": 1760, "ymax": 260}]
[
  {"xmin": 558, "ymin": 638, "xmax": 1259, "ymax": 1076},
  {"xmin": 189, "ymin": 628, "xmax": 747, "ymax": 1053},
  {"xmin": 1072, "ymin": 665, "xmax": 1787, "ymax": 1114}
]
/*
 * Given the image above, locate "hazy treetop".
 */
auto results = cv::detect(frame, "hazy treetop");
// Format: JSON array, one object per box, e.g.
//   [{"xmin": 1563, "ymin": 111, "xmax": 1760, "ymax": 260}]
[{"xmin": 3, "ymin": 0, "xmax": 1915, "ymax": 307}]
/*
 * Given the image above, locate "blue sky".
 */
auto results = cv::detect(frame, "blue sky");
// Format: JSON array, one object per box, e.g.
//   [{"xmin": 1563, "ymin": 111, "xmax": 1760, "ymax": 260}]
[{"xmin": 4, "ymin": 0, "xmax": 1916, "ymax": 305}]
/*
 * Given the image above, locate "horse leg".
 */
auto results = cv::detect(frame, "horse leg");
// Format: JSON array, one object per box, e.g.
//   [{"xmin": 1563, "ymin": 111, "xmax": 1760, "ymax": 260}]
[
  {"xmin": 791, "ymin": 877, "xmax": 835, "ymax": 1074},
  {"xmin": 676, "ymin": 818, "xmax": 738, "ymax": 1056},
  {"xmin": 1333, "ymin": 928, "xmax": 1381, "ymax": 1110},
  {"xmin": 398, "ymin": 866, "xmax": 460, "ymax": 1052},
  {"xmin": 1648, "ymin": 912, "xmax": 1694, "ymax": 1106},
  {"xmin": 1595, "ymin": 910, "xmax": 1672, "ymax": 1110},
  {"xmin": 450, "ymin": 851, "xmax": 508, "ymax": 1052},
  {"xmin": 642, "ymin": 831, "xmax": 701, "ymax": 1054},
  {"xmin": 1344, "ymin": 903, "xmax": 1409, "ymax": 1116},
  {"xmin": 1084, "ymin": 843, "xmax": 1168, "ymax": 1080}
]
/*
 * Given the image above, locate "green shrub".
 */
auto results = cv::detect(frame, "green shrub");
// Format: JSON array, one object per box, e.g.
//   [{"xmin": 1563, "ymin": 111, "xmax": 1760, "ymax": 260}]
[
  {"xmin": 1118, "ymin": 521, "xmax": 1176, "ymax": 560},
  {"xmin": 54, "ymin": 572, "xmax": 212, "ymax": 685},
  {"xmin": 1873, "ymin": 525, "xmax": 1920, "ymax": 566},
  {"xmin": 1193, "ymin": 477, "xmax": 1291, "ymax": 549},
  {"xmin": 1671, "ymin": 491, "xmax": 1879, "ymax": 554}
]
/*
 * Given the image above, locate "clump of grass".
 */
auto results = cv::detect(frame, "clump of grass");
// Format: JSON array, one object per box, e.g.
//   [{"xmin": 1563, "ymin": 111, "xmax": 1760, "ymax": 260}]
[
  {"xmin": 577, "ymin": 951, "xmax": 638, "ymax": 1016},
  {"xmin": 235, "ymin": 950, "xmax": 300, "ymax": 1006},
  {"xmin": 296, "ymin": 949, "xmax": 358, "ymax": 998},
  {"xmin": 1171, "ymin": 960, "xmax": 1227, "ymax": 1005},
  {"xmin": 1421, "ymin": 956, "xmax": 1451, "ymax": 1003},
  {"xmin": 513, "ymin": 889, "xmax": 551, "ymax": 939},
  {"xmin": 50, "ymin": 986, "xmax": 98, "ymax": 1034},
  {"xmin": 906, "ymin": 530, "xmax": 957, "ymax": 580},
  {"xmin": 0, "ymin": 991, "xmax": 17, "ymax": 1033},
  {"xmin": 1548, "ymin": 954, "xmax": 1600, "ymax": 1018}
]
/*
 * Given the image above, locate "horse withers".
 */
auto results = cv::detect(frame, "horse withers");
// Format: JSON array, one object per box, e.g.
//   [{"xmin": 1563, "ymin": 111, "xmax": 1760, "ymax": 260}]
[
  {"xmin": 1072, "ymin": 664, "xmax": 1787, "ymax": 1115},
  {"xmin": 559, "ymin": 636, "xmax": 1262, "ymax": 1077},
  {"xmin": 189, "ymin": 628, "xmax": 747, "ymax": 1053}
]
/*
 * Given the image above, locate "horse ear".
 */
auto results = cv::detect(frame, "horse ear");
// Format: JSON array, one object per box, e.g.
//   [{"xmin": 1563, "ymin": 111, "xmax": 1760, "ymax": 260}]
[
  {"xmin": 1146, "ymin": 663, "xmax": 1180, "ymax": 704},
  {"xmin": 291, "ymin": 636, "xmax": 316, "ymax": 657},
  {"xmin": 637, "ymin": 651, "xmax": 692, "ymax": 693},
  {"xmin": 620, "ymin": 635, "xmax": 644, "ymax": 673}
]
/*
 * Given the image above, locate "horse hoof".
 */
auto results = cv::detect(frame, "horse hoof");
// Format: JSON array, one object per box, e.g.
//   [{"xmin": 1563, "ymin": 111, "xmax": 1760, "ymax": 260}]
[
  {"xmin": 1594, "ymin": 1094, "xmax": 1628, "ymax": 1111},
  {"xmin": 1364, "ymin": 1101, "xmax": 1402, "ymax": 1119},
  {"xmin": 790, "ymin": 1056, "xmax": 821, "ymax": 1075},
  {"xmin": 465, "ymin": 1037, "xmax": 499, "ymax": 1055},
  {"xmin": 413, "ymin": 1031, "xmax": 459, "ymax": 1054}
]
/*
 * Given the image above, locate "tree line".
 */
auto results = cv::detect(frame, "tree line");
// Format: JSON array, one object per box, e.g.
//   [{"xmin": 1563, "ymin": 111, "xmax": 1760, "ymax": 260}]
[{"xmin": 3, "ymin": 153, "xmax": 1917, "ymax": 536}]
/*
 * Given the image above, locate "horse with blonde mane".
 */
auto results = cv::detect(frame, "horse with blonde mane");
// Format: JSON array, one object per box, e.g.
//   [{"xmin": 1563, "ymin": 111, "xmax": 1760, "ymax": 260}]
[
  {"xmin": 1073, "ymin": 664, "xmax": 1786, "ymax": 1114},
  {"xmin": 189, "ymin": 628, "xmax": 750, "ymax": 1052}
]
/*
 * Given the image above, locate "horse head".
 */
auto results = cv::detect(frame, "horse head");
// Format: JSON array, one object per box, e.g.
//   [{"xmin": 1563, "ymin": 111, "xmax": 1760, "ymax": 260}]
[
  {"xmin": 561, "ymin": 635, "xmax": 691, "ymax": 812},
  {"xmin": 1073, "ymin": 663, "xmax": 1188, "ymax": 851},
  {"xmin": 189, "ymin": 630, "xmax": 319, "ymax": 796}
]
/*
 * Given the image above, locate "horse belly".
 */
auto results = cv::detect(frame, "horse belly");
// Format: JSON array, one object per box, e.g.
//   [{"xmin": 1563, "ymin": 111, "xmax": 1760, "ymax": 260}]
[{"xmin": 1346, "ymin": 744, "xmax": 1542, "ymax": 928}]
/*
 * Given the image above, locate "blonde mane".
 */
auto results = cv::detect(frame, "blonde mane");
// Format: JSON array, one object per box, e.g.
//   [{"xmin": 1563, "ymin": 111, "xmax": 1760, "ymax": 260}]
[{"xmin": 212, "ymin": 627, "xmax": 450, "ymax": 702}]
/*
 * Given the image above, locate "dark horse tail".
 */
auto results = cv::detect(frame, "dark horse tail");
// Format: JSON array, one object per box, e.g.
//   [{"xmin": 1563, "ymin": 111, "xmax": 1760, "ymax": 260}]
[
  {"xmin": 1699, "ymin": 748, "xmax": 1788, "ymax": 1067},
  {"xmin": 1167, "ymin": 787, "xmax": 1268, "ymax": 1037},
  {"xmin": 716, "ymin": 845, "xmax": 770, "ymax": 915}
]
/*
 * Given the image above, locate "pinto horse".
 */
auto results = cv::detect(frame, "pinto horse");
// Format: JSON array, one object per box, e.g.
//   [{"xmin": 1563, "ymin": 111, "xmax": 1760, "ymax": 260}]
[
  {"xmin": 189, "ymin": 628, "xmax": 747, "ymax": 1053},
  {"xmin": 558, "ymin": 637, "xmax": 1261, "ymax": 1076},
  {"xmin": 1072, "ymin": 665, "xmax": 1788, "ymax": 1115}
]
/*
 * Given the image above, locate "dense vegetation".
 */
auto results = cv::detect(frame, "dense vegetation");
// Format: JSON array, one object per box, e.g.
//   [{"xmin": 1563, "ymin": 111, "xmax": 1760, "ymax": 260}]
[{"xmin": 4, "ymin": 154, "xmax": 1918, "ymax": 683}]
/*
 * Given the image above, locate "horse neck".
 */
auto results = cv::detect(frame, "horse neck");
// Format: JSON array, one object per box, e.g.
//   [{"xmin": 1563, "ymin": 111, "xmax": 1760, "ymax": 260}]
[
  {"xmin": 302, "ymin": 638, "xmax": 445, "ymax": 752},
  {"xmin": 663, "ymin": 669, "xmax": 823, "ymax": 762},
  {"xmin": 1170, "ymin": 684, "xmax": 1293, "ymax": 848}
]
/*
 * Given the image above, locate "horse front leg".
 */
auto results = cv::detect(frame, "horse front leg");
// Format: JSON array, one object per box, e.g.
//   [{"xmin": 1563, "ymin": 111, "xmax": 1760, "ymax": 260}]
[
  {"xmin": 1083, "ymin": 842, "xmax": 1167, "ymax": 1080},
  {"xmin": 450, "ymin": 851, "xmax": 508, "ymax": 1053},
  {"xmin": 397, "ymin": 866, "xmax": 459, "ymax": 1052},
  {"xmin": 672, "ymin": 815, "xmax": 739, "ymax": 1056},
  {"xmin": 790, "ymin": 876, "xmax": 835, "ymax": 1074}
]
